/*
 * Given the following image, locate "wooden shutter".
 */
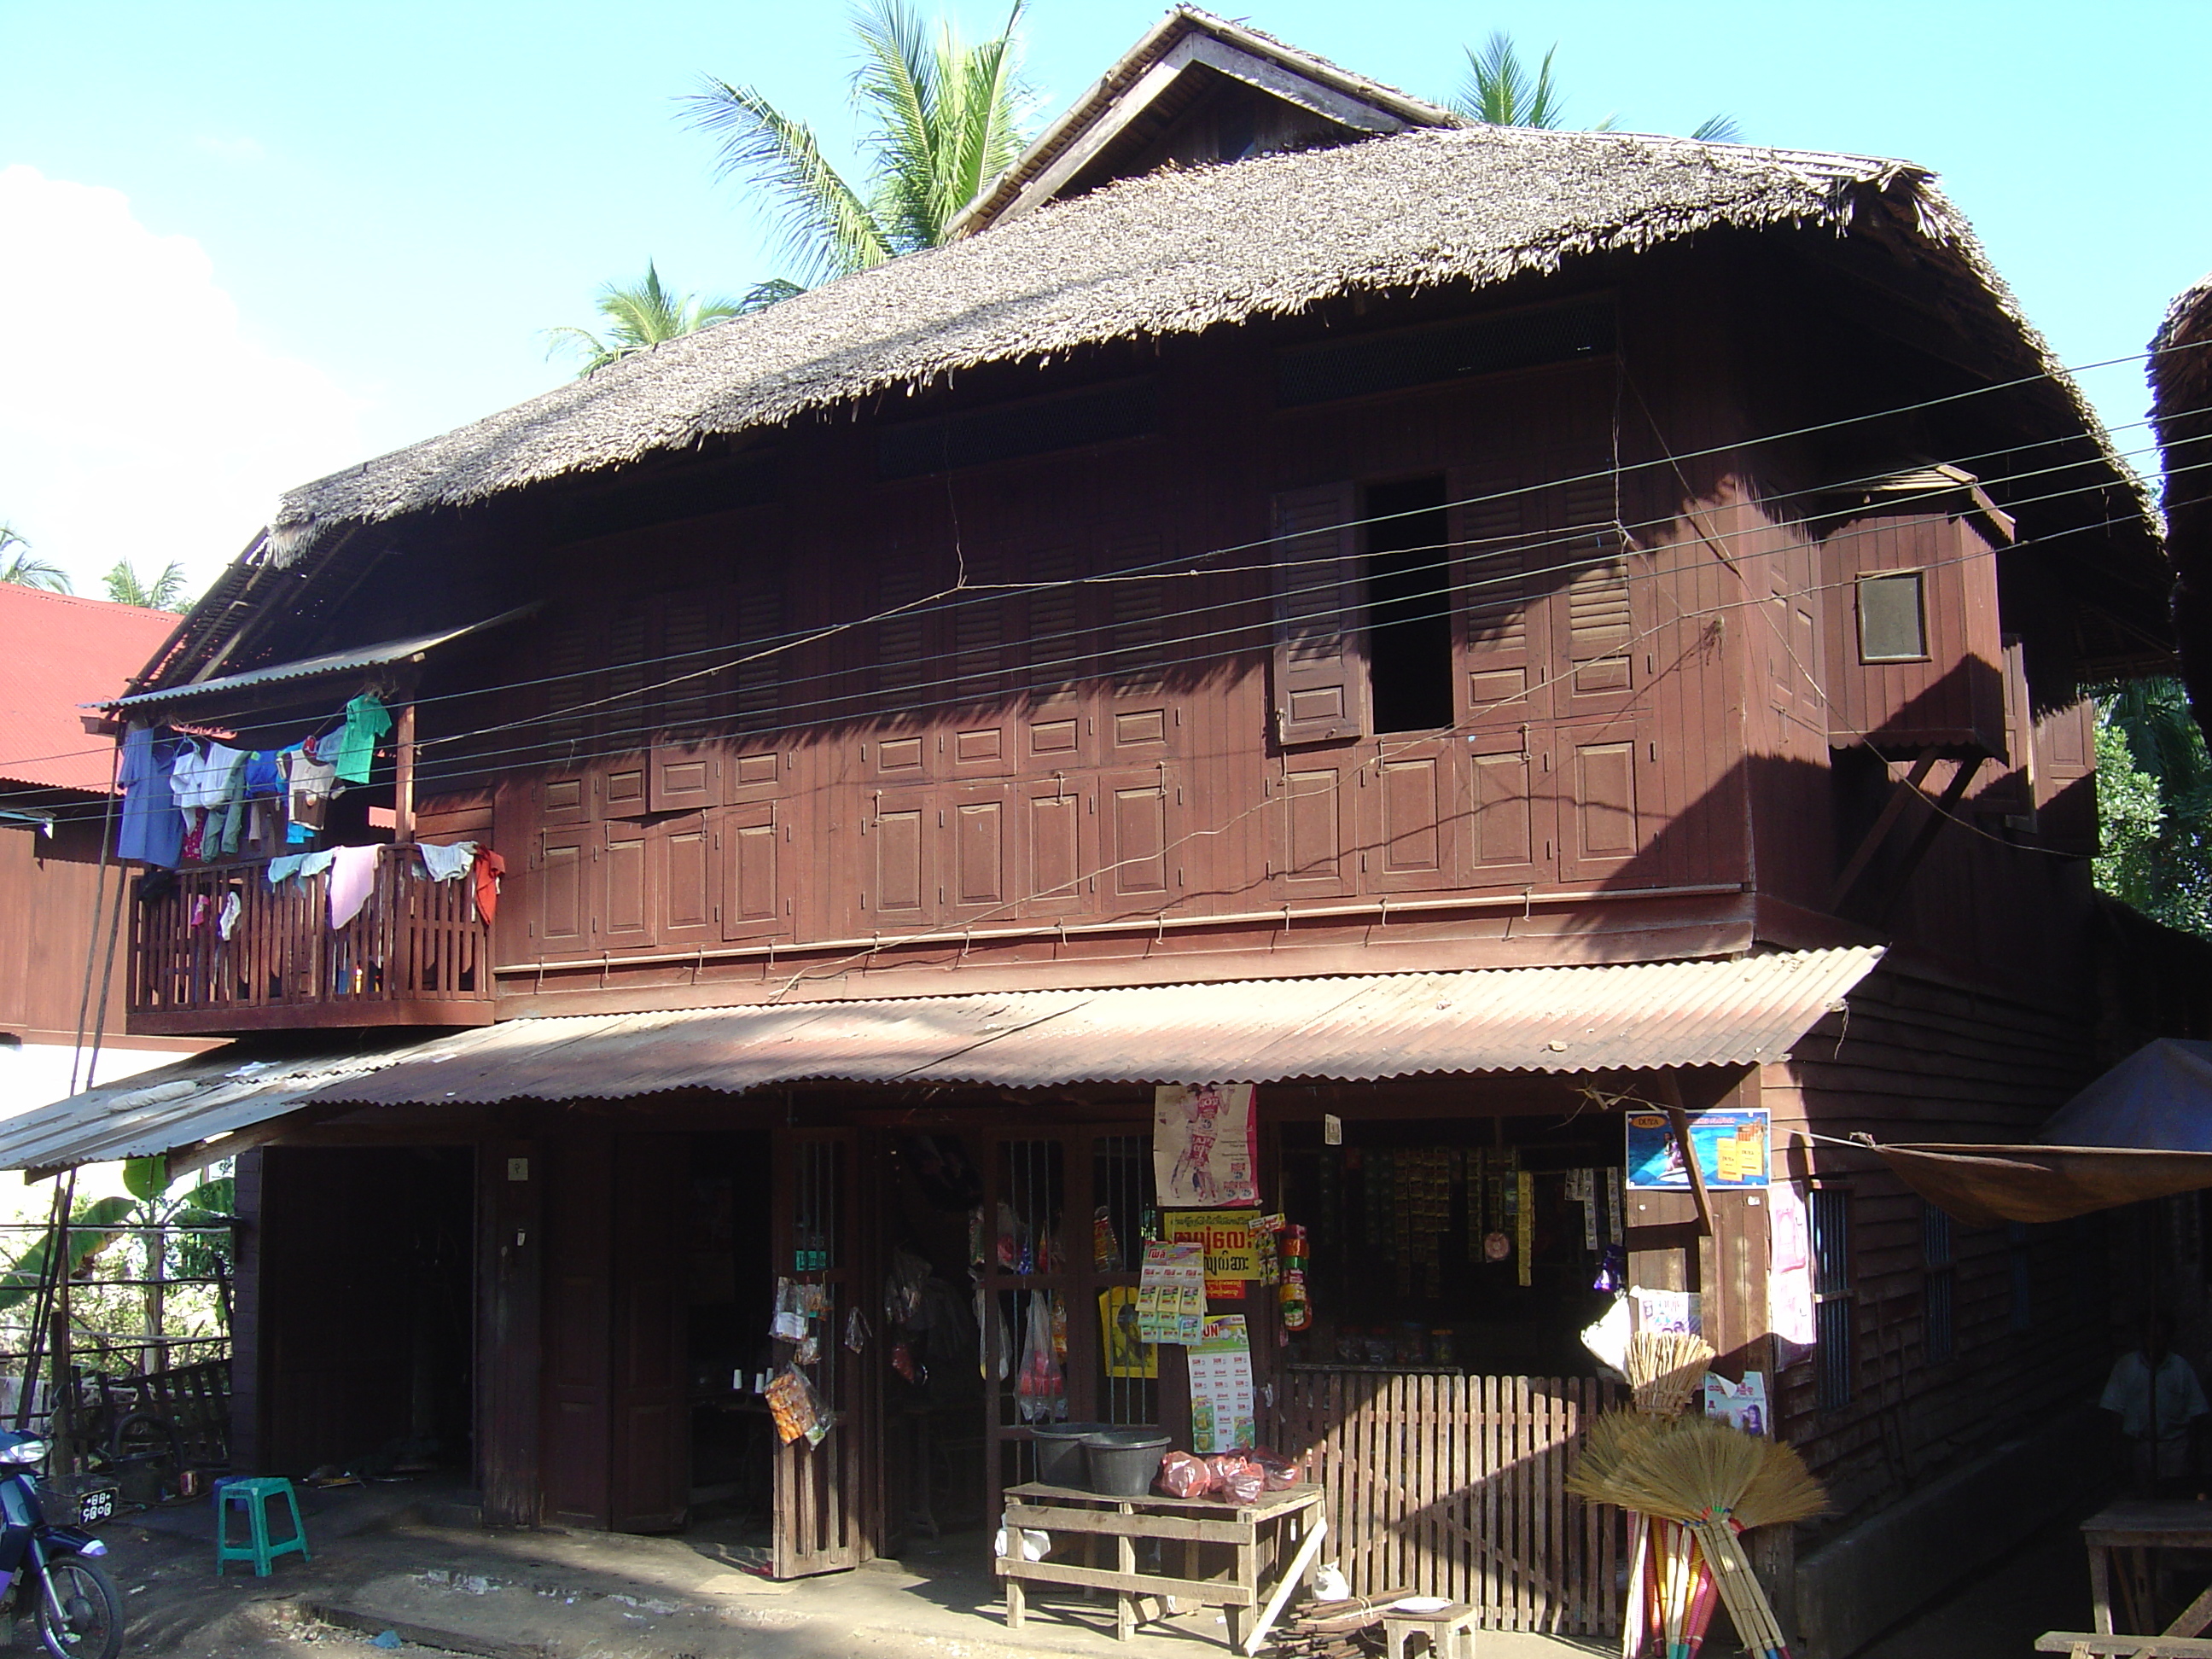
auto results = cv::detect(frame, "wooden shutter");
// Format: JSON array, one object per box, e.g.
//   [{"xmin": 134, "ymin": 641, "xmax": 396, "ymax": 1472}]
[
  {"xmin": 1452, "ymin": 459, "xmax": 1545, "ymax": 725},
  {"xmin": 1557, "ymin": 465, "xmax": 1633, "ymax": 704},
  {"xmin": 1269, "ymin": 484, "xmax": 1368, "ymax": 747}
]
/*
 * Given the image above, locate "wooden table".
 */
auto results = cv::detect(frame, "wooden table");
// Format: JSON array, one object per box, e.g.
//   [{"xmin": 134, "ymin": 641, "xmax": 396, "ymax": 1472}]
[
  {"xmin": 2083, "ymin": 1502, "xmax": 2212, "ymax": 1637},
  {"xmin": 996, "ymin": 1480, "xmax": 1327, "ymax": 1650}
]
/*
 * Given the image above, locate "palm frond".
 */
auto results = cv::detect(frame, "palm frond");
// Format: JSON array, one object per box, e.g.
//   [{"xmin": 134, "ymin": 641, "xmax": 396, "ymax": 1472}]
[
  {"xmin": 942, "ymin": 1, "xmax": 1029, "ymax": 230},
  {"xmin": 1522, "ymin": 42, "xmax": 1565, "ymax": 129},
  {"xmin": 0, "ymin": 544, "xmax": 72, "ymax": 593},
  {"xmin": 740, "ymin": 277, "xmax": 808, "ymax": 312},
  {"xmin": 1457, "ymin": 32, "xmax": 1567, "ymax": 129},
  {"xmin": 1690, "ymin": 114, "xmax": 1743, "ymax": 143},
  {"xmin": 546, "ymin": 263, "xmax": 747, "ymax": 377},
  {"xmin": 684, "ymin": 76, "xmax": 889, "ymax": 282}
]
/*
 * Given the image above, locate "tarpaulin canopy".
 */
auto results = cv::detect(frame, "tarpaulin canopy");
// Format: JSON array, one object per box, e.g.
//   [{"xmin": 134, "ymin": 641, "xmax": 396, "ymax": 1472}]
[{"xmin": 1869, "ymin": 1040, "xmax": 2212, "ymax": 1225}]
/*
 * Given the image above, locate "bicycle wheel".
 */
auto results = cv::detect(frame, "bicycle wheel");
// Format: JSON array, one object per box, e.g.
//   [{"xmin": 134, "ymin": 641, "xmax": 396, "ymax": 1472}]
[{"xmin": 33, "ymin": 1555, "xmax": 122, "ymax": 1659}]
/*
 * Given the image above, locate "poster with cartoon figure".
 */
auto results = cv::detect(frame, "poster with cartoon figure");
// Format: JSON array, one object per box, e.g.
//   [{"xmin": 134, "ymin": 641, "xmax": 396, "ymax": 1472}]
[{"xmin": 1154, "ymin": 1083, "xmax": 1259, "ymax": 1208}]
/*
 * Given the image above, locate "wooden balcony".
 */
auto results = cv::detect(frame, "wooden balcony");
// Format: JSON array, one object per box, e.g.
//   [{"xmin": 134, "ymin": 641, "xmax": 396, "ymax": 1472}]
[{"xmin": 129, "ymin": 853, "xmax": 496, "ymax": 1036}]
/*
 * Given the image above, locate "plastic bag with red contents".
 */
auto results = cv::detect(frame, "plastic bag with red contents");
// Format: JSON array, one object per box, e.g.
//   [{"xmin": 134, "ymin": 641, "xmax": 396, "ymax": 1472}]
[
  {"xmin": 1249, "ymin": 1449, "xmax": 1300, "ymax": 1491},
  {"xmin": 1158, "ymin": 1450, "xmax": 1213, "ymax": 1499},
  {"xmin": 1206, "ymin": 1453, "xmax": 1265, "ymax": 1505}
]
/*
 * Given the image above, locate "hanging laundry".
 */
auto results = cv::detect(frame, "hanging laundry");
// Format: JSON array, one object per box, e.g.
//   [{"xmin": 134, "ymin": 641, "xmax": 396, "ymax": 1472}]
[
  {"xmin": 265, "ymin": 854, "xmax": 309, "ymax": 886},
  {"xmin": 242, "ymin": 750, "xmax": 285, "ymax": 799},
  {"xmin": 330, "ymin": 694, "xmax": 392, "ymax": 785},
  {"xmin": 416, "ymin": 841, "xmax": 475, "ymax": 882},
  {"xmin": 472, "ymin": 847, "xmax": 506, "ymax": 925},
  {"xmin": 216, "ymin": 891, "xmax": 242, "ymax": 941},
  {"xmin": 171, "ymin": 742, "xmax": 245, "ymax": 811},
  {"xmin": 296, "ymin": 848, "xmax": 339, "ymax": 881},
  {"xmin": 286, "ymin": 747, "xmax": 336, "ymax": 831},
  {"xmin": 327, "ymin": 844, "xmax": 380, "ymax": 928},
  {"xmin": 116, "ymin": 725, "xmax": 183, "ymax": 868}
]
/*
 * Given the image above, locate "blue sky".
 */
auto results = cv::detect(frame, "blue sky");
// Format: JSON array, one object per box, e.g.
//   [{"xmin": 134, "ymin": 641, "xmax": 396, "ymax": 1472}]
[{"xmin": 2, "ymin": 1, "xmax": 2207, "ymax": 588}]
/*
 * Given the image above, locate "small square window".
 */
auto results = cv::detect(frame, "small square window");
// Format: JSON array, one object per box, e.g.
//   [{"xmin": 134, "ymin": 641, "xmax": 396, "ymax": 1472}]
[{"xmin": 1857, "ymin": 571, "xmax": 1928, "ymax": 662}]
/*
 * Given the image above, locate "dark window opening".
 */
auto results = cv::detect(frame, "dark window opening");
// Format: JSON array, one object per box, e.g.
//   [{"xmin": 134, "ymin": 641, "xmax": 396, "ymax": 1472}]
[
  {"xmin": 1366, "ymin": 477, "xmax": 1454, "ymax": 733},
  {"xmin": 1923, "ymin": 1202, "xmax": 1955, "ymax": 1366},
  {"xmin": 1811, "ymin": 1185, "xmax": 1854, "ymax": 1412}
]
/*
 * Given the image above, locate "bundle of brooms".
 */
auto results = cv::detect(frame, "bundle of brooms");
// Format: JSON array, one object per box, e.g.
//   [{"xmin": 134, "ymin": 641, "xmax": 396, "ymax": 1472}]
[
  {"xmin": 1624, "ymin": 1330, "xmax": 1714, "ymax": 1416},
  {"xmin": 1568, "ymin": 1411, "xmax": 1825, "ymax": 1659}
]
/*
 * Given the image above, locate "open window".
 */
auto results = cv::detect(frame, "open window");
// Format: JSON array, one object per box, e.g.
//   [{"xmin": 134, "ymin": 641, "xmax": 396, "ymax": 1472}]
[{"xmin": 1364, "ymin": 477, "xmax": 1455, "ymax": 734}]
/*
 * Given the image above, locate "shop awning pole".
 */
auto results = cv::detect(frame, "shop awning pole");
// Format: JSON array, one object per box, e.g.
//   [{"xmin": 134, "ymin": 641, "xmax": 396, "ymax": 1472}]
[{"xmin": 1660, "ymin": 1078, "xmax": 1714, "ymax": 1237}]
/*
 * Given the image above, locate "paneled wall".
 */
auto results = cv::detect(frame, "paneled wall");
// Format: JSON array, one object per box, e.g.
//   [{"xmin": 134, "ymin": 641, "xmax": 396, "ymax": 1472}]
[{"xmin": 477, "ymin": 339, "xmax": 1760, "ymax": 986}]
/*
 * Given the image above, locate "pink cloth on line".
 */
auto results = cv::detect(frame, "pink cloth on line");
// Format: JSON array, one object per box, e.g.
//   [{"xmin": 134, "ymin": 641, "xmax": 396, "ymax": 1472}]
[{"xmin": 328, "ymin": 845, "xmax": 381, "ymax": 928}]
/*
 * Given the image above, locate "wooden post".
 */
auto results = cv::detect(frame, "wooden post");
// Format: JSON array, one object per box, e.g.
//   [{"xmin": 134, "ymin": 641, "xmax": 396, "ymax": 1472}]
[
  {"xmin": 50, "ymin": 1251, "xmax": 73, "ymax": 1476},
  {"xmin": 393, "ymin": 699, "xmax": 417, "ymax": 846}
]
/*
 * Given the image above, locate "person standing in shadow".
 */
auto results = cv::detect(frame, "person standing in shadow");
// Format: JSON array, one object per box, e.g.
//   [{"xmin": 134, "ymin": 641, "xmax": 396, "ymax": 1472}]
[{"xmin": 2102, "ymin": 1312, "xmax": 2210, "ymax": 1498}]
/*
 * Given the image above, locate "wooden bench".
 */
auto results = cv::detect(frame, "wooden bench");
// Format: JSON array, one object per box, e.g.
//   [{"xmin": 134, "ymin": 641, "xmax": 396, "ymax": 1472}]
[
  {"xmin": 996, "ymin": 1480, "xmax": 1326, "ymax": 1650},
  {"xmin": 2038, "ymin": 1635, "xmax": 2212, "ymax": 1656}
]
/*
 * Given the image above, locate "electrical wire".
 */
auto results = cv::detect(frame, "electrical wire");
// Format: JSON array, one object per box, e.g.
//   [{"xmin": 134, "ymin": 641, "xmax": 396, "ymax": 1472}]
[
  {"xmin": 9, "ymin": 437, "xmax": 2200, "ymax": 837},
  {"xmin": 4, "ymin": 425, "xmax": 2201, "ymax": 828}
]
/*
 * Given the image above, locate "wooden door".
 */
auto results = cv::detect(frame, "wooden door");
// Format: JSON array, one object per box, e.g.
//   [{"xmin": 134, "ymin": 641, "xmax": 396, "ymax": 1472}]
[
  {"xmin": 541, "ymin": 1134, "xmax": 614, "ymax": 1528},
  {"xmin": 610, "ymin": 1135, "xmax": 689, "ymax": 1532},
  {"xmin": 771, "ymin": 1129, "xmax": 875, "ymax": 1577}
]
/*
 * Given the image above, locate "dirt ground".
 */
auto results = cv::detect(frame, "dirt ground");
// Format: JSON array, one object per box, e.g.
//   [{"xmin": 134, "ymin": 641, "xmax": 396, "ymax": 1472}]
[{"xmin": 58, "ymin": 1478, "xmax": 2107, "ymax": 1659}]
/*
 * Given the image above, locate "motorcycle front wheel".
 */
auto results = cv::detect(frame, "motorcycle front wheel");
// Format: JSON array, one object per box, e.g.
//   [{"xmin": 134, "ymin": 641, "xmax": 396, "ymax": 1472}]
[{"xmin": 33, "ymin": 1555, "xmax": 122, "ymax": 1659}]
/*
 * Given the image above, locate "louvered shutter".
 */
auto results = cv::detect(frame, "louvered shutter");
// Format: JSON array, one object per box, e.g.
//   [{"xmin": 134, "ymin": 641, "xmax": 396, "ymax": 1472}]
[
  {"xmin": 1269, "ymin": 484, "xmax": 1368, "ymax": 747},
  {"xmin": 1556, "ymin": 463, "xmax": 1633, "ymax": 702},
  {"xmin": 1451, "ymin": 458, "xmax": 1544, "ymax": 726}
]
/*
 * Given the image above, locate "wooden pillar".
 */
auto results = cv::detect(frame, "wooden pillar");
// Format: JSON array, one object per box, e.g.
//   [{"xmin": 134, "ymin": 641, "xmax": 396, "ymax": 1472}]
[
  {"xmin": 393, "ymin": 699, "xmax": 417, "ymax": 846},
  {"xmin": 228, "ymin": 1150, "xmax": 266, "ymax": 1475},
  {"xmin": 478, "ymin": 1137, "xmax": 543, "ymax": 1526}
]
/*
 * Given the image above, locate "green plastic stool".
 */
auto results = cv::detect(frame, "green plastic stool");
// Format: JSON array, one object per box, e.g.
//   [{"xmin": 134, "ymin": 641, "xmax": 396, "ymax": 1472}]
[{"xmin": 214, "ymin": 1477, "xmax": 309, "ymax": 1577}]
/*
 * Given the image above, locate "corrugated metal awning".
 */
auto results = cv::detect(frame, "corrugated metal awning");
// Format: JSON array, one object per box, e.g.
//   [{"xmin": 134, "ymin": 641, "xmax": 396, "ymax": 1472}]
[
  {"xmin": 103, "ymin": 604, "xmax": 538, "ymax": 712},
  {"xmin": 0, "ymin": 1038, "xmax": 449, "ymax": 1177},
  {"xmin": 0, "ymin": 949, "xmax": 1881, "ymax": 1172}
]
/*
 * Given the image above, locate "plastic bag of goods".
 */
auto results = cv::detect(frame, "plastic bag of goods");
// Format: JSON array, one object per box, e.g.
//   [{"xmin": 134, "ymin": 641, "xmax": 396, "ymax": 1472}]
[{"xmin": 1157, "ymin": 1450, "xmax": 1213, "ymax": 1499}]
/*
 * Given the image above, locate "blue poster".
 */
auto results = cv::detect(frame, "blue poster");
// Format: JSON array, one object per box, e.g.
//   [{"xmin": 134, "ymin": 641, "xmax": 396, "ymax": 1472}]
[{"xmin": 1624, "ymin": 1107, "xmax": 1771, "ymax": 1190}]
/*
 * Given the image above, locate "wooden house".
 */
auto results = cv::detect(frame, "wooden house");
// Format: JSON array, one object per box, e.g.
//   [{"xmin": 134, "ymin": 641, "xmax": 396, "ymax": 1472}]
[
  {"xmin": 0, "ymin": 584, "xmax": 207, "ymax": 1112},
  {"xmin": 0, "ymin": 11, "xmax": 2188, "ymax": 1652}
]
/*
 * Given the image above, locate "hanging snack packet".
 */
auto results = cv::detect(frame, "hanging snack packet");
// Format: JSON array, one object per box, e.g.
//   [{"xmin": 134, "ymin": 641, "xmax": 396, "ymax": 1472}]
[{"xmin": 765, "ymin": 1366, "xmax": 829, "ymax": 1447}]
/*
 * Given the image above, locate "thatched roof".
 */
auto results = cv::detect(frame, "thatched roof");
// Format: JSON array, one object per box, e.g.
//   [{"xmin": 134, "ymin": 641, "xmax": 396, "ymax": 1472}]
[
  {"xmin": 268, "ymin": 120, "xmax": 2138, "ymax": 566},
  {"xmin": 2151, "ymin": 277, "xmax": 2212, "ymax": 734}
]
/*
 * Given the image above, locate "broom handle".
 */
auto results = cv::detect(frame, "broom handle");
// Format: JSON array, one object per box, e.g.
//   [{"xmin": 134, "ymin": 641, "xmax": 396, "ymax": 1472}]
[
  {"xmin": 1693, "ymin": 1522, "xmax": 1766, "ymax": 1654},
  {"xmin": 1700, "ymin": 1521, "xmax": 1790, "ymax": 1658}
]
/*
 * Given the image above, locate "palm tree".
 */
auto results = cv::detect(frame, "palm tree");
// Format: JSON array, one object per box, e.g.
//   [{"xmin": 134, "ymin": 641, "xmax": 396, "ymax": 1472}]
[
  {"xmin": 102, "ymin": 559, "xmax": 191, "ymax": 610},
  {"xmin": 683, "ymin": 0, "xmax": 1029, "ymax": 295},
  {"xmin": 1454, "ymin": 31, "xmax": 1740, "ymax": 143},
  {"xmin": 0, "ymin": 523, "xmax": 70, "ymax": 593},
  {"xmin": 545, "ymin": 262, "xmax": 746, "ymax": 376}
]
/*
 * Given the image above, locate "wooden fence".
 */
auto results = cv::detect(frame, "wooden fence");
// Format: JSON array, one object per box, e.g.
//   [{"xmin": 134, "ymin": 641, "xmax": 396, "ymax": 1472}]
[{"xmin": 1272, "ymin": 1370, "xmax": 1621, "ymax": 1636}]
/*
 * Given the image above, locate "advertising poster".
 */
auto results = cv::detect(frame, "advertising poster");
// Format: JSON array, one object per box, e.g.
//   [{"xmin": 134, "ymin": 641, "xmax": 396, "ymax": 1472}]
[
  {"xmin": 1188, "ymin": 1315, "xmax": 1257, "ymax": 1454},
  {"xmin": 1624, "ymin": 1107, "xmax": 1771, "ymax": 1190},
  {"xmin": 1161, "ymin": 1209, "xmax": 1261, "ymax": 1300},
  {"xmin": 1154, "ymin": 1084, "xmax": 1260, "ymax": 1208},
  {"xmin": 1135, "ymin": 1241, "xmax": 1206, "ymax": 1345},
  {"xmin": 1097, "ymin": 1287, "xmax": 1157, "ymax": 1379}
]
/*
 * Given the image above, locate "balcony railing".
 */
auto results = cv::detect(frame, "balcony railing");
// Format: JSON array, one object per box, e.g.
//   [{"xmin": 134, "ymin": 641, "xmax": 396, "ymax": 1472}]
[{"xmin": 129, "ymin": 850, "xmax": 496, "ymax": 1035}]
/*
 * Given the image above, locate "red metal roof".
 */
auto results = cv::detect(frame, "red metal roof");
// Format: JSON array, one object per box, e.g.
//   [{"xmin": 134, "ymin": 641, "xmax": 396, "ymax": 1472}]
[{"xmin": 0, "ymin": 585, "xmax": 176, "ymax": 795}]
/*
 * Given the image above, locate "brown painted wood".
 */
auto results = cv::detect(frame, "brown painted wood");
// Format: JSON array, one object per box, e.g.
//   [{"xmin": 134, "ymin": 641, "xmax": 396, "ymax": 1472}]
[
  {"xmin": 609, "ymin": 1133, "xmax": 689, "ymax": 1532},
  {"xmin": 540, "ymin": 1133, "xmax": 614, "ymax": 1529},
  {"xmin": 478, "ymin": 1138, "xmax": 541, "ymax": 1525}
]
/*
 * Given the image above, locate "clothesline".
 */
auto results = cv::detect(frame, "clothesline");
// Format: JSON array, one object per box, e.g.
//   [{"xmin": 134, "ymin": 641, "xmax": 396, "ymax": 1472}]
[
  {"xmin": 182, "ymin": 837, "xmax": 506, "ymax": 935},
  {"xmin": 117, "ymin": 693, "xmax": 391, "ymax": 870}
]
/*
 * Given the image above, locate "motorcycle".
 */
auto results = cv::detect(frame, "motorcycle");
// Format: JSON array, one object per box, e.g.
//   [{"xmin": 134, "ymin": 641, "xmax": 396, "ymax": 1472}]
[{"xmin": 0, "ymin": 1428, "xmax": 120, "ymax": 1659}]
